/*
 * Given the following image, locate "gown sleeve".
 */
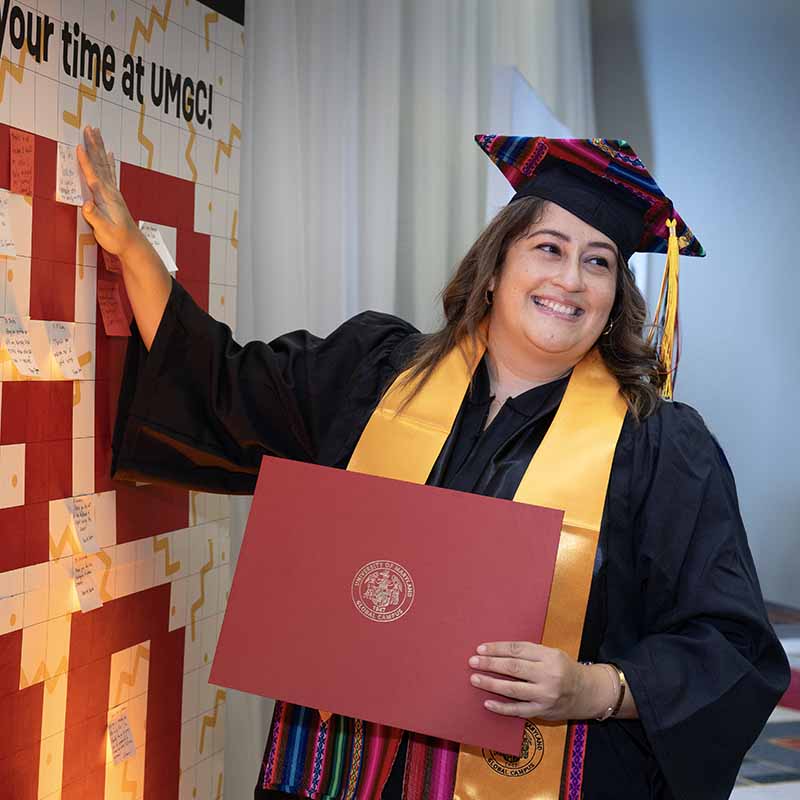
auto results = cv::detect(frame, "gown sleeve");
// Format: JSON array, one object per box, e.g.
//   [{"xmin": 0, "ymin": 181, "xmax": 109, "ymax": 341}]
[
  {"xmin": 110, "ymin": 278, "xmax": 417, "ymax": 493},
  {"xmin": 609, "ymin": 401, "xmax": 790, "ymax": 800}
]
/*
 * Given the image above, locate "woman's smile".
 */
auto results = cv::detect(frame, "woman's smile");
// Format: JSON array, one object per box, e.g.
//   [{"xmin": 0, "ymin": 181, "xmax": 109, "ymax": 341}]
[{"xmin": 531, "ymin": 294, "xmax": 585, "ymax": 320}]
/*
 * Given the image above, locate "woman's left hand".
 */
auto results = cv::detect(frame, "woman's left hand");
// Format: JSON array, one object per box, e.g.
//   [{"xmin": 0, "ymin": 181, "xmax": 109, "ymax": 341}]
[{"xmin": 468, "ymin": 641, "xmax": 595, "ymax": 721}]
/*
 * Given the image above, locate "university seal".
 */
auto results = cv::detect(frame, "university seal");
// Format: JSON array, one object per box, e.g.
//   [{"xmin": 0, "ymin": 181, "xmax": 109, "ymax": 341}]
[
  {"xmin": 351, "ymin": 560, "xmax": 415, "ymax": 622},
  {"xmin": 481, "ymin": 721, "xmax": 545, "ymax": 777}
]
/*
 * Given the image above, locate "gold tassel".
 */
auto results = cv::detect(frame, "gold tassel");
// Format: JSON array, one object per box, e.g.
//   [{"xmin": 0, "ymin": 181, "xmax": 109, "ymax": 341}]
[{"xmin": 647, "ymin": 219, "xmax": 680, "ymax": 399}]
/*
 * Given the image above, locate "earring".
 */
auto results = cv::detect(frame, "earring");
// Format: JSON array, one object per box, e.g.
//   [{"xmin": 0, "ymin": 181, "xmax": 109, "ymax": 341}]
[
  {"xmin": 603, "ymin": 319, "xmax": 614, "ymax": 336},
  {"xmin": 485, "ymin": 289, "xmax": 494, "ymax": 306}
]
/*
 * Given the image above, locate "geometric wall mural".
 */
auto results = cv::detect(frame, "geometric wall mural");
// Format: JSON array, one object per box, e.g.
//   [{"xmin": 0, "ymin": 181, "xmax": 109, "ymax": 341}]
[{"xmin": 0, "ymin": 1, "xmax": 243, "ymax": 797}]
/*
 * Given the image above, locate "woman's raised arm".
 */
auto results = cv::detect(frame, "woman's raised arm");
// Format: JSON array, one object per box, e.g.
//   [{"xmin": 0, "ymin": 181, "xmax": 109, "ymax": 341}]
[{"xmin": 76, "ymin": 125, "xmax": 171, "ymax": 350}]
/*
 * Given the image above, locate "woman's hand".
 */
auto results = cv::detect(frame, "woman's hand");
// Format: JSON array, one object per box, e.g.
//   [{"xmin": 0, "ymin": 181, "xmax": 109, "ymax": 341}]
[
  {"xmin": 76, "ymin": 126, "xmax": 142, "ymax": 257},
  {"xmin": 468, "ymin": 641, "xmax": 613, "ymax": 721}
]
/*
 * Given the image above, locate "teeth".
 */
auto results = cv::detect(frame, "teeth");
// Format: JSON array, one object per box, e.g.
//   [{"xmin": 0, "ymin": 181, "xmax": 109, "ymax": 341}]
[{"xmin": 534, "ymin": 297, "xmax": 580, "ymax": 316}]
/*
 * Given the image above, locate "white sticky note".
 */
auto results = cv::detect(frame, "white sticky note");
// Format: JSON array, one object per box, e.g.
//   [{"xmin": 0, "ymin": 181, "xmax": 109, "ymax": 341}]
[
  {"xmin": 56, "ymin": 142, "xmax": 90, "ymax": 206},
  {"xmin": 108, "ymin": 709, "xmax": 136, "ymax": 764},
  {"xmin": 69, "ymin": 496, "xmax": 99, "ymax": 553},
  {"xmin": 45, "ymin": 321, "xmax": 83, "ymax": 378},
  {"xmin": 74, "ymin": 553, "xmax": 102, "ymax": 612},
  {"xmin": 139, "ymin": 221, "xmax": 179, "ymax": 273},
  {"xmin": 0, "ymin": 190, "xmax": 16, "ymax": 255},
  {"xmin": 1, "ymin": 314, "xmax": 41, "ymax": 376}
]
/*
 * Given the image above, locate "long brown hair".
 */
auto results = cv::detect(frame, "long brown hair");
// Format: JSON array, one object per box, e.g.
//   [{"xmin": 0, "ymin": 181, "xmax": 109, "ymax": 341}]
[{"xmin": 398, "ymin": 197, "xmax": 666, "ymax": 420}]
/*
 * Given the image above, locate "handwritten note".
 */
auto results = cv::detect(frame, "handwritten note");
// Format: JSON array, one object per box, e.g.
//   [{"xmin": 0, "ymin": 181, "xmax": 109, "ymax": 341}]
[
  {"xmin": 139, "ymin": 222, "xmax": 178, "ymax": 273},
  {"xmin": 56, "ymin": 142, "xmax": 90, "ymax": 206},
  {"xmin": 69, "ymin": 496, "xmax": 98, "ymax": 553},
  {"xmin": 1, "ymin": 314, "xmax": 41, "ymax": 376},
  {"xmin": 74, "ymin": 553, "xmax": 102, "ymax": 612},
  {"xmin": 108, "ymin": 709, "xmax": 136, "ymax": 764},
  {"xmin": 0, "ymin": 191, "xmax": 16, "ymax": 255},
  {"xmin": 97, "ymin": 279, "xmax": 130, "ymax": 337},
  {"xmin": 10, "ymin": 129, "xmax": 35, "ymax": 196},
  {"xmin": 45, "ymin": 321, "xmax": 83, "ymax": 378}
]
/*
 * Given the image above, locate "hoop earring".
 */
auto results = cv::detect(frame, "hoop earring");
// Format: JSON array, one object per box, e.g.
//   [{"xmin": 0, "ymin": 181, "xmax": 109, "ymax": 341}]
[
  {"xmin": 485, "ymin": 289, "xmax": 494, "ymax": 306},
  {"xmin": 603, "ymin": 319, "xmax": 614, "ymax": 336}
]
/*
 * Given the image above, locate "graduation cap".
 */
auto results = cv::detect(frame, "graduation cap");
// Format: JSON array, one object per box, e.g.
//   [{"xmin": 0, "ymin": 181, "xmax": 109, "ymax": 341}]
[{"xmin": 475, "ymin": 135, "xmax": 705, "ymax": 398}]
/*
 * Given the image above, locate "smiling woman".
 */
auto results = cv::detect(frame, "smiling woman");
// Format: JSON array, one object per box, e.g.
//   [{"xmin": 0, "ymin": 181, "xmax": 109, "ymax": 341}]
[{"xmin": 76, "ymin": 128, "xmax": 789, "ymax": 800}]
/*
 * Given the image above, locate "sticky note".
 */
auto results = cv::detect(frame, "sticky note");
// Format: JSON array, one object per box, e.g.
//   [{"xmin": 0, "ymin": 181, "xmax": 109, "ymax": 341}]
[
  {"xmin": 74, "ymin": 553, "xmax": 102, "ymax": 612},
  {"xmin": 45, "ymin": 321, "xmax": 83, "ymax": 378},
  {"xmin": 97, "ymin": 279, "xmax": 130, "ymax": 337},
  {"xmin": 1, "ymin": 314, "xmax": 41, "ymax": 376},
  {"xmin": 56, "ymin": 142, "xmax": 90, "ymax": 206},
  {"xmin": 69, "ymin": 496, "xmax": 99, "ymax": 553},
  {"xmin": 108, "ymin": 709, "xmax": 136, "ymax": 764},
  {"xmin": 10, "ymin": 129, "xmax": 35, "ymax": 196},
  {"xmin": 0, "ymin": 191, "xmax": 16, "ymax": 255},
  {"xmin": 139, "ymin": 221, "xmax": 179, "ymax": 273}
]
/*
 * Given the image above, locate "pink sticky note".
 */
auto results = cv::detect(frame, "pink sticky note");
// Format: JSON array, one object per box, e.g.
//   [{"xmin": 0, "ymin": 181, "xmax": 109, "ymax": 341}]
[
  {"xmin": 97, "ymin": 279, "xmax": 130, "ymax": 337},
  {"xmin": 10, "ymin": 129, "xmax": 35, "ymax": 196}
]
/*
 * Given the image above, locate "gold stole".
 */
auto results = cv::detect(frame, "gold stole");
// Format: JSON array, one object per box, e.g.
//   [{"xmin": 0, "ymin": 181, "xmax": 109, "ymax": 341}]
[{"xmin": 346, "ymin": 339, "xmax": 626, "ymax": 799}]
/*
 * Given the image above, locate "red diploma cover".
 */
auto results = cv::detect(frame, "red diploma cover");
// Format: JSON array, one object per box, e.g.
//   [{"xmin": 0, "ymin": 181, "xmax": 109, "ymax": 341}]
[{"xmin": 210, "ymin": 456, "xmax": 563, "ymax": 754}]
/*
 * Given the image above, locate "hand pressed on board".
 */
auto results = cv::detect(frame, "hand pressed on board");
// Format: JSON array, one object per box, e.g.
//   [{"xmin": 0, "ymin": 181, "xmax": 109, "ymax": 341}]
[{"xmin": 76, "ymin": 125, "xmax": 142, "ymax": 257}]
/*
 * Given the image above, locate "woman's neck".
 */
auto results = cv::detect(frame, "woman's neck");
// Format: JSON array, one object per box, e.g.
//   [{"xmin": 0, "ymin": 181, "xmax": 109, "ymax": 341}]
[{"xmin": 485, "ymin": 328, "xmax": 574, "ymax": 404}]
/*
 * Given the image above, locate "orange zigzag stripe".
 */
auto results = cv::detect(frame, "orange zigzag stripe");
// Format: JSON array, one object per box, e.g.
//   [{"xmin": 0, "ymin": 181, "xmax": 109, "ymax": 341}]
[
  {"xmin": 199, "ymin": 689, "xmax": 227, "ymax": 754},
  {"xmin": 153, "ymin": 535, "xmax": 182, "ymax": 577},
  {"xmin": 138, "ymin": 104, "xmax": 154, "ymax": 169},
  {"xmin": 115, "ymin": 644, "xmax": 150, "ymax": 706},
  {"xmin": 50, "ymin": 523, "xmax": 81, "ymax": 559},
  {"xmin": 230, "ymin": 208, "xmax": 238, "ymax": 250},
  {"xmin": 20, "ymin": 656, "xmax": 68, "ymax": 690},
  {"xmin": 129, "ymin": 0, "xmax": 172, "ymax": 56},
  {"xmin": 190, "ymin": 540, "xmax": 214, "ymax": 642},
  {"xmin": 214, "ymin": 124, "xmax": 241, "ymax": 174},
  {"xmin": 63, "ymin": 80, "xmax": 98, "ymax": 130},
  {"xmin": 0, "ymin": 49, "xmax": 27, "ymax": 105},
  {"xmin": 215, "ymin": 772, "xmax": 223, "ymax": 799},
  {"xmin": 185, "ymin": 120, "xmax": 198, "ymax": 182},
  {"xmin": 204, "ymin": 11, "xmax": 219, "ymax": 52},
  {"xmin": 97, "ymin": 550, "xmax": 113, "ymax": 602}
]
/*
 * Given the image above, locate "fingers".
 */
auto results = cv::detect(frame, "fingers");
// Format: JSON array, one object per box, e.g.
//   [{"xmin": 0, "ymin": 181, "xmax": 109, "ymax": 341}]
[
  {"xmin": 107, "ymin": 150, "xmax": 117, "ymax": 185},
  {"xmin": 476, "ymin": 641, "xmax": 547, "ymax": 661},
  {"xmin": 469, "ymin": 655, "xmax": 538, "ymax": 681},
  {"xmin": 82, "ymin": 126, "xmax": 113, "ymax": 184},
  {"xmin": 76, "ymin": 143, "xmax": 100, "ymax": 188},
  {"xmin": 470, "ymin": 672, "xmax": 538, "ymax": 702}
]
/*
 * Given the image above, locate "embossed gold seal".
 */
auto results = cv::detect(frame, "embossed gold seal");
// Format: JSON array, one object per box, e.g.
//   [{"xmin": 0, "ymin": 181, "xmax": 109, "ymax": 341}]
[
  {"xmin": 351, "ymin": 560, "xmax": 415, "ymax": 622},
  {"xmin": 481, "ymin": 721, "xmax": 545, "ymax": 777}
]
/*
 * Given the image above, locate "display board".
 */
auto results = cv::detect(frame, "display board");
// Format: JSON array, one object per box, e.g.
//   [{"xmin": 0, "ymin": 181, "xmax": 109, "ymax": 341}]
[{"xmin": 0, "ymin": 1, "xmax": 243, "ymax": 797}]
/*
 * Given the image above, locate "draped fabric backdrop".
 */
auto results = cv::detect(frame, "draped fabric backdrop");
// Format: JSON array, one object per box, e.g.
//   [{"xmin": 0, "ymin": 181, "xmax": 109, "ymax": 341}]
[{"xmin": 227, "ymin": 2, "xmax": 596, "ymax": 795}]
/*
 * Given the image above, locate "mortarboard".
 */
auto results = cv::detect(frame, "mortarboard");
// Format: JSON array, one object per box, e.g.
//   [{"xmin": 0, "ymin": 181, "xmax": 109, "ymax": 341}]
[{"xmin": 475, "ymin": 135, "xmax": 705, "ymax": 398}]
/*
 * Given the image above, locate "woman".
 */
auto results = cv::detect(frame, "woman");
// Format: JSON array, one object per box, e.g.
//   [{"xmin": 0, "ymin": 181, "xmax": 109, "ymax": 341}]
[{"xmin": 77, "ymin": 127, "xmax": 789, "ymax": 800}]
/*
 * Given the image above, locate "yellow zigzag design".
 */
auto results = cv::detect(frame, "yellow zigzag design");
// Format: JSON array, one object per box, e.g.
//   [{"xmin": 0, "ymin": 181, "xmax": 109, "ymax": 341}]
[
  {"xmin": 73, "ymin": 381, "xmax": 81, "ymax": 406},
  {"xmin": 204, "ymin": 11, "xmax": 219, "ymax": 52},
  {"xmin": 214, "ymin": 124, "xmax": 241, "ymax": 174},
  {"xmin": 0, "ymin": 48, "xmax": 27, "ymax": 105},
  {"xmin": 129, "ymin": 0, "xmax": 172, "ymax": 56},
  {"xmin": 78, "ymin": 351, "xmax": 92, "ymax": 368},
  {"xmin": 230, "ymin": 209, "xmax": 238, "ymax": 250},
  {"xmin": 190, "ymin": 540, "xmax": 214, "ymax": 641},
  {"xmin": 50, "ymin": 523, "xmax": 81, "ymax": 559},
  {"xmin": 121, "ymin": 758, "xmax": 138, "ymax": 798},
  {"xmin": 63, "ymin": 80, "xmax": 98, "ymax": 130},
  {"xmin": 77, "ymin": 233, "xmax": 96, "ymax": 267},
  {"xmin": 199, "ymin": 689, "xmax": 226, "ymax": 754},
  {"xmin": 138, "ymin": 104, "xmax": 154, "ymax": 169},
  {"xmin": 96, "ymin": 550, "xmax": 113, "ymax": 602},
  {"xmin": 184, "ymin": 120, "xmax": 198, "ymax": 182},
  {"xmin": 115, "ymin": 644, "xmax": 150, "ymax": 706},
  {"xmin": 20, "ymin": 656, "xmax": 68, "ymax": 690},
  {"xmin": 153, "ymin": 534, "xmax": 181, "ymax": 577},
  {"xmin": 215, "ymin": 772, "xmax": 223, "ymax": 799}
]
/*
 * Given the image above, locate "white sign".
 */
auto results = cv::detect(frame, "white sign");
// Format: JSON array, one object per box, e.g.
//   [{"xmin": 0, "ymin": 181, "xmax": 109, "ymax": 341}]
[
  {"xmin": 0, "ymin": 191, "xmax": 16, "ymax": 255},
  {"xmin": 1, "ymin": 314, "xmax": 41, "ymax": 376},
  {"xmin": 74, "ymin": 554, "xmax": 102, "ymax": 612},
  {"xmin": 108, "ymin": 709, "xmax": 136, "ymax": 764},
  {"xmin": 56, "ymin": 142, "xmax": 90, "ymax": 206},
  {"xmin": 139, "ymin": 221, "xmax": 179, "ymax": 273},
  {"xmin": 46, "ymin": 321, "xmax": 82, "ymax": 378}
]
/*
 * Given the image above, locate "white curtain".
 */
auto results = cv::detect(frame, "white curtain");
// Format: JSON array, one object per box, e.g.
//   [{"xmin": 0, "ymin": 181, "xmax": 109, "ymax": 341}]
[{"xmin": 227, "ymin": 2, "xmax": 595, "ymax": 796}]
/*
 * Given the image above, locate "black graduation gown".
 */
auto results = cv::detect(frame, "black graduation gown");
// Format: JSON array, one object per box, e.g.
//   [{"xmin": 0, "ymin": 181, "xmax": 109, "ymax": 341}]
[{"xmin": 112, "ymin": 279, "xmax": 790, "ymax": 800}]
